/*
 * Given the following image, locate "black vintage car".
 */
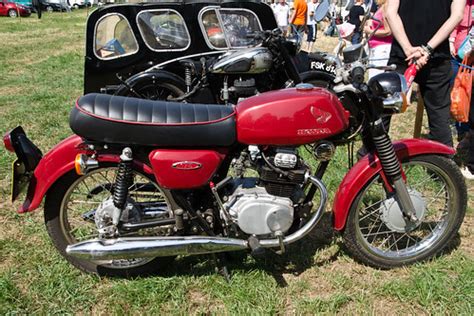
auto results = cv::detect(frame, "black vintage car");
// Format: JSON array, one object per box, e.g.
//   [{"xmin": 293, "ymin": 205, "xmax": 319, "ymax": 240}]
[{"xmin": 84, "ymin": 0, "xmax": 336, "ymax": 101}]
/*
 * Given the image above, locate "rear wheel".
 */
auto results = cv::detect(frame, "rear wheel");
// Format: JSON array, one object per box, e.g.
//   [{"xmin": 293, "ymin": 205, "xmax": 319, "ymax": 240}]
[
  {"xmin": 115, "ymin": 78, "xmax": 185, "ymax": 101},
  {"xmin": 8, "ymin": 9, "xmax": 18, "ymax": 18},
  {"xmin": 44, "ymin": 165, "xmax": 175, "ymax": 277},
  {"xmin": 343, "ymin": 155, "xmax": 467, "ymax": 269},
  {"xmin": 46, "ymin": 6, "xmax": 53, "ymax": 12}
]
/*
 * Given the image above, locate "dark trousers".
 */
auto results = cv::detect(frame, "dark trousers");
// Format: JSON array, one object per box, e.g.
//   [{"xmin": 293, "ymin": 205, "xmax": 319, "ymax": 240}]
[
  {"xmin": 467, "ymin": 97, "xmax": 474, "ymax": 172},
  {"xmin": 307, "ymin": 24, "xmax": 316, "ymax": 42},
  {"xmin": 352, "ymin": 31, "xmax": 362, "ymax": 44},
  {"xmin": 386, "ymin": 58, "xmax": 454, "ymax": 147}
]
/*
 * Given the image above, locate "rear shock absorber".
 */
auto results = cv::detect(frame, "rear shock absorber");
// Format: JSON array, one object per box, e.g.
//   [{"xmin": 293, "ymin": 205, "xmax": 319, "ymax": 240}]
[
  {"xmin": 185, "ymin": 66, "xmax": 192, "ymax": 93},
  {"xmin": 113, "ymin": 147, "xmax": 133, "ymax": 210},
  {"xmin": 371, "ymin": 119, "xmax": 418, "ymax": 222}
]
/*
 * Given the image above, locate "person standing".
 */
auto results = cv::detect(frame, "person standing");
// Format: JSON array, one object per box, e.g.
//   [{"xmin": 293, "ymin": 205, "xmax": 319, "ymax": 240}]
[
  {"xmin": 324, "ymin": 0, "xmax": 338, "ymax": 36},
  {"xmin": 290, "ymin": 0, "xmax": 308, "ymax": 35},
  {"xmin": 450, "ymin": 0, "xmax": 473, "ymax": 143},
  {"xmin": 273, "ymin": 0, "xmax": 291, "ymax": 36},
  {"xmin": 385, "ymin": 0, "xmax": 465, "ymax": 148},
  {"xmin": 364, "ymin": 0, "xmax": 392, "ymax": 79},
  {"xmin": 348, "ymin": 0, "xmax": 365, "ymax": 44},
  {"xmin": 306, "ymin": 0, "xmax": 319, "ymax": 52}
]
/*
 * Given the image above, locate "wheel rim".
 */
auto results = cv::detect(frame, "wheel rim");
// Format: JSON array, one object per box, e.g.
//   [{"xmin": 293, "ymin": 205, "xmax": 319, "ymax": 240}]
[
  {"xmin": 354, "ymin": 159, "xmax": 455, "ymax": 259},
  {"xmin": 9, "ymin": 10, "xmax": 18, "ymax": 17},
  {"xmin": 60, "ymin": 167, "xmax": 171, "ymax": 269},
  {"xmin": 47, "ymin": 6, "xmax": 53, "ymax": 12}
]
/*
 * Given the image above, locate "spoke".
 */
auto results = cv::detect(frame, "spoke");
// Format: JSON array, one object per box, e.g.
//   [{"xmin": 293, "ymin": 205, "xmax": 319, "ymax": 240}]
[
  {"xmin": 362, "ymin": 230, "xmax": 394, "ymax": 237},
  {"xmin": 359, "ymin": 206, "xmax": 383, "ymax": 222},
  {"xmin": 387, "ymin": 233, "xmax": 406, "ymax": 252},
  {"xmin": 409, "ymin": 173, "xmax": 439, "ymax": 190},
  {"xmin": 89, "ymin": 174, "xmax": 112, "ymax": 194},
  {"xmin": 425, "ymin": 183, "xmax": 447, "ymax": 209}
]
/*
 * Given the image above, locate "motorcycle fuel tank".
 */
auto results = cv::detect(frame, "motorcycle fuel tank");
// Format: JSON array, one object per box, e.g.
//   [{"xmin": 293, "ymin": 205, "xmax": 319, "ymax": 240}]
[
  {"xmin": 210, "ymin": 47, "xmax": 273, "ymax": 74},
  {"xmin": 236, "ymin": 86, "xmax": 349, "ymax": 145}
]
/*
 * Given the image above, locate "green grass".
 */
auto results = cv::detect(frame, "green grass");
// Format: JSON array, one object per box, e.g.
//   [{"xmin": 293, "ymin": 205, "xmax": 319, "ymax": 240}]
[{"xmin": 1, "ymin": 10, "xmax": 473, "ymax": 315}]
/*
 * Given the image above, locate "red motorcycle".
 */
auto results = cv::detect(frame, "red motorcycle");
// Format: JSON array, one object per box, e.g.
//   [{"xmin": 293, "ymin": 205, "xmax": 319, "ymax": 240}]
[
  {"xmin": 4, "ymin": 6, "xmax": 467, "ymax": 274},
  {"xmin": 4, "ymin": 66, "xmax": 467, "ymax": 276}
]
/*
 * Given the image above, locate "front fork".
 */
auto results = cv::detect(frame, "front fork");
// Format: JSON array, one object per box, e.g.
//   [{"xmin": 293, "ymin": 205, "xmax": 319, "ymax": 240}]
[{"xmin": 367, "ymin": 119, "xmax": 419, "ymax": 222}]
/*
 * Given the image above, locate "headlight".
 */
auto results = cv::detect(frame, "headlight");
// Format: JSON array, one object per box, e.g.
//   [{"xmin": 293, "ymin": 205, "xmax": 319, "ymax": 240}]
[{"xmin": 368, "ymin": 72, "xmax": 408, "ymax": 114}]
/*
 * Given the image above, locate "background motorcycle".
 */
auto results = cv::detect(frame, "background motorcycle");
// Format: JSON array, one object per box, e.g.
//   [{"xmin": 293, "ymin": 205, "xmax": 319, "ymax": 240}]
[
  {"xmin": 114, "ymin": 29, "xmax": 305, "ymax": 105},
  {"xmin": 4, "ymin": 1, "xmax": 466, "ymax": 278}
]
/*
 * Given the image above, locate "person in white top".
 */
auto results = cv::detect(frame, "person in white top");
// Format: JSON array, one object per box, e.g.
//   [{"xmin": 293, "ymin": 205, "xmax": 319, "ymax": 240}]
[
  {"xmin": 306, "ymin": 0, "xmax": 319, "ymax": 52},
  {"xmin": 273, "ymin": 0, "xmax": 291, "ymax": 36}
]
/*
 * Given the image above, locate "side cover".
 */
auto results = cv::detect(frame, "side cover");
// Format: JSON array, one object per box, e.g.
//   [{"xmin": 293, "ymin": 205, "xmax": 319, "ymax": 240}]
[{"xmin": 148, "ymin": 149, "xmax": 226, "ymax": 189}]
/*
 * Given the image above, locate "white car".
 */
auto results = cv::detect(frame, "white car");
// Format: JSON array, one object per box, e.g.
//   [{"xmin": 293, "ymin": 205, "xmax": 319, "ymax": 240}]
[{"xmin": 69, "ymin": 0, "xmax": 85, "ymax": 9}]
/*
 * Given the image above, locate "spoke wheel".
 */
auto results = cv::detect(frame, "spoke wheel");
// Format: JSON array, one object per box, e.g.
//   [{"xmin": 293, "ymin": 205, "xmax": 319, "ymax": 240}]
[
  {"xmin": 44, "ymin": 164, "xmax": 175, "ymax": 276},
  {"xmin": 343, "ymin": 155, "xmax": 467, "ymax": 268}
]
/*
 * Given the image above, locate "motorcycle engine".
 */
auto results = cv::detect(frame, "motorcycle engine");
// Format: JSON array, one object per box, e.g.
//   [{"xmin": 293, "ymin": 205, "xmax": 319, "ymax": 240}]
[{"xmin": 224, "ymin": 147, "xmax": 307, "ymax": 236}]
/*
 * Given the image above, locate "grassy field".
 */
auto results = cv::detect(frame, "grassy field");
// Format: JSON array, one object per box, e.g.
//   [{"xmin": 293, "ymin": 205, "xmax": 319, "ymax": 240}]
[{"xmin": 0, "ymin": 11, "xmax": 473, "ymax": 315}]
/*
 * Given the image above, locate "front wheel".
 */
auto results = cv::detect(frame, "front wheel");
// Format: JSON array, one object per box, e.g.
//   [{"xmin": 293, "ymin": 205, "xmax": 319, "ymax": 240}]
[
  {"xmin": 343, "ymin": 155, "xmax": 467, "ymax": 269},
  {"xmin": 44, "ymin": 165, "xmax": 175, "ymax": 277}
]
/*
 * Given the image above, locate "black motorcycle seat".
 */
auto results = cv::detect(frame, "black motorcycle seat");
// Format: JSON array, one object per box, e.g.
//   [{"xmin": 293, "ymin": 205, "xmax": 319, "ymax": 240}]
[{"xmin": 69, "ymin": 93, "xmax": 236, "ymax": 147}]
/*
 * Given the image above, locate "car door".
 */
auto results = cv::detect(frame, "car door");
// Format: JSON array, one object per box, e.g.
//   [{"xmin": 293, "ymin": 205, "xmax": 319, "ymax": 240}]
[{"xmin": 0, "ymin": 0, "xmax": 8, "ymax": 15}]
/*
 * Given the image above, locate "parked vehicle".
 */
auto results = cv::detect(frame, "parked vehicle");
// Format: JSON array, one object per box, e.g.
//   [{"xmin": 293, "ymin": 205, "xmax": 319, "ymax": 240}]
[
  {"xmin": 0, "ymin": 0, "xmax": 31, "ymax": 17},
  {"xmin": 4, "ymin": 0, "xmax": 466, "ymax": 277},
  {"xmin": 69, "ymin": 0, "xmax": 85, "ymax": 9},
  {"xmin": 84, "ymin": 1, "xmax": 334, "ymax": 103}
]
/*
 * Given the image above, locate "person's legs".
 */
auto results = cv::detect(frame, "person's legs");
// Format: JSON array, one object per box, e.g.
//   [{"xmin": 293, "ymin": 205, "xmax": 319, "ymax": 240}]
[
  {"xmin": 417, "ymin": 59, "xmax": 454, "ymax": 147},
  {"xmin": 466, "ymin": 96, "xmax": 474, "ymax": 174},
  {"xmin": 351, "ymin": 31, "xmax": 361, "ymax": 44}
]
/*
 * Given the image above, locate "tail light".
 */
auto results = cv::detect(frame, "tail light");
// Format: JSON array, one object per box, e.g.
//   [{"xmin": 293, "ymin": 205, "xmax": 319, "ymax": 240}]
[{"xmin": 3, "ymin": 132, "xmax": 14, "ymax": 152}]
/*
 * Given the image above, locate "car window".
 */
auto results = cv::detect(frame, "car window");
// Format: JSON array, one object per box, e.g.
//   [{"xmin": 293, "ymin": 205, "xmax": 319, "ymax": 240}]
[
  {"xmin": 94, "ymin": 13, "xmax": 139, "ymax": 60},
  {"xmin": 200, "ymin": 8, "xmax": 262, "ymax": 49},
  {"xmin": 137, "ymin": 9, "xmax": 190, "ymax": 51}
]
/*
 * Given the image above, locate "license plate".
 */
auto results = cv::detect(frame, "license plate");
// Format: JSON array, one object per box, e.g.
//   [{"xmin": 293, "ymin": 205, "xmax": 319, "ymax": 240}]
[{"xmin": 11, "ymin": 159, "xmax": 27, "ymax": 202}]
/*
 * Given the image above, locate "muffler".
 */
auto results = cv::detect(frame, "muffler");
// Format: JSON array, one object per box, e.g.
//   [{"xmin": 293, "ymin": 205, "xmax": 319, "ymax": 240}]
[
  {"xmin": 66, "ymin": 236, "xmax": 249, "ymax": 260},
  {"xmin": 66, "ymin": 174, "xmax": 327, "ymax": 260}
]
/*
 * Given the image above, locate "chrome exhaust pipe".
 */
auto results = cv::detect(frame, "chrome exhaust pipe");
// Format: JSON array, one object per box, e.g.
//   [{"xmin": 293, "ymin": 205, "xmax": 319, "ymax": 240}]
[
  {"xmin": 259, "ymin": 174, "xmax": 327, "ymax": 248},
  {"xmin": 67, "ymin": 174, "xmax": 327, "ymax": 260},
  {"xmin": 66, "ymin": 236, "xmax": 248, "ymax": 260}
]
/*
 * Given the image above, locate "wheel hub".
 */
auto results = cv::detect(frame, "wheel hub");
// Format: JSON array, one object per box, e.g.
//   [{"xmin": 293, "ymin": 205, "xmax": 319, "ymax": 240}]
[{"xmin": 380, "ymin": 189, "xmax": 426, "ymax": 233}]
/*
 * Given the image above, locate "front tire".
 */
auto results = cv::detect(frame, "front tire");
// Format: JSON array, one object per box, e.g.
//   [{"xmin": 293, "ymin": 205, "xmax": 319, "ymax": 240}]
[
  {"xmin": 44, "ymin": 165, "xmax": 174, "ymax": 277},
  {"xmin": 343, "ymin": 155, "xmax": 467, "ymax": 269}
]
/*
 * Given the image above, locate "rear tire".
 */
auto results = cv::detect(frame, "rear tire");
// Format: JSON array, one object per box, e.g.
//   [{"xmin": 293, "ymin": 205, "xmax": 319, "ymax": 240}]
[
  {"xmin": 343, "ymin": 155, "xmax": 467, "ymax": 269},
  {"xmin": 115, "ymin": 73, "xmax": 186, "ymax": 101},
  {"xmin": 44, "ymin": 166, "xmax": 174, "ymax": 277},
  {"xmin": 8, "ymin": 9, "xmax": 18, "ymax": 18}
]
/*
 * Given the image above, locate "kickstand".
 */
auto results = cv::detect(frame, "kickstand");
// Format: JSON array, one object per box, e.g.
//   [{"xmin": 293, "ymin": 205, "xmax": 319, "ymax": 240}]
[{"xmin": 213, "ymin": 253, "xmax": 231, "ymax": 282}]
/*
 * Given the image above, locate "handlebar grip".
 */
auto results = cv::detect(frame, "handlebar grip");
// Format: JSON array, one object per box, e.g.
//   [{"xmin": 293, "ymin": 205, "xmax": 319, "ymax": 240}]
[{"xmin": 351, "ymin": 66, "xmax": 365, "ymax": 85}]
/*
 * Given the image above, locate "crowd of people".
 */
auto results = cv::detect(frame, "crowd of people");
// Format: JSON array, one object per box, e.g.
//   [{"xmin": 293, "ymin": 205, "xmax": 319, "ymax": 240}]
[{"xmin": 269, "ymin": 0, "xmax": 474, "ymax": 180}]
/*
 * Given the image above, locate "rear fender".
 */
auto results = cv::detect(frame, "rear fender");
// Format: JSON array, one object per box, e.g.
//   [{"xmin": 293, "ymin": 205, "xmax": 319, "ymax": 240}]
[
  {"xmin": 19, "ymin": 135, "xmax": 153, "ymax": 213},
  {"xmin": 332, "ymin": 139, "xmax": 455, "ymax": 231}
]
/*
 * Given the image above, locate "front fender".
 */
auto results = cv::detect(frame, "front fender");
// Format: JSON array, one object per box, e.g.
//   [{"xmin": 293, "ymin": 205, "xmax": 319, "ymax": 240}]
[
  {"xmin": 332, "ymin": 139, "xmax": 455, "ymax": 231},
  {"xmin": 19, "ymin": 135, "xmax": 153, "ymax": 213}
]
